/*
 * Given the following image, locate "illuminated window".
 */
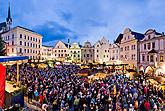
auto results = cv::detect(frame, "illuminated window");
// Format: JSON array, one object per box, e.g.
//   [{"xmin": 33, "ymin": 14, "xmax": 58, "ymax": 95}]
[
  {"xmin": 160, "ymin": 55, "xmax": 164, "ymax": 62},
  {"xmin": 150, "ymin": 55, "xmax": 154, "ymax": 62}
]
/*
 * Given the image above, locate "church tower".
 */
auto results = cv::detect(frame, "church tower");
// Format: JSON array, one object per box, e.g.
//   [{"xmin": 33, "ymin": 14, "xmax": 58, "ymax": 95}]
[{"xmin": 6, "ymin": 1, "xmax": 12, "ymax": 30}]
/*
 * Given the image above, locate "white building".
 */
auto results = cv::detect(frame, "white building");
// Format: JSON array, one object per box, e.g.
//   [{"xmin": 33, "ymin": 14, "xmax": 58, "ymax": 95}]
[
  {"xmin": 1, "ymin": 26, "xmax": 42, "ymax": 60},
  {"xmin": 81, "ymin": 41, "xmax": 94, "ymax": 63},
  {"xmin": 41, "ymin": 45, "xmax": 53, "ymax": 60},
  {"xmin": 94, "ymin": 37, "xmax": 110, "ymax": 63},
  {"xmin": 109, "ymin": 44, "xmax": 120, "ymax": 64},
  {"xmin": 139, "ymin": 29, "xmax": 165, "ymax": 73},
  {"xmin": 53, "ymin": 41, "xmax": 69, "ymax": 61}
]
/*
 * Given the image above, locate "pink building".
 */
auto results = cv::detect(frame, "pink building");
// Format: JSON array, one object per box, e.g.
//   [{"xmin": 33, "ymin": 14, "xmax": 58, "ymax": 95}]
[{"xmin": 139, "ymin": 29, "xmax": 165, "ymax": 74}]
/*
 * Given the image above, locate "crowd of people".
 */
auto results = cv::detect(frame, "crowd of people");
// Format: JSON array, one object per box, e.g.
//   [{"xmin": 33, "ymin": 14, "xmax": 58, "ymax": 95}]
[{"xmin": 6, "ymin": 63, "xmax": 165, "ymax": 111}]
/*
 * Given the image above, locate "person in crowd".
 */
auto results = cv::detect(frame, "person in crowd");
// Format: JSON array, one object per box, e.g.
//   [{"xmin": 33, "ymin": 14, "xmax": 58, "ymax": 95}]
[{"xmin": 6, "ymin": 63, "xmax": 164, "ymax": 111}]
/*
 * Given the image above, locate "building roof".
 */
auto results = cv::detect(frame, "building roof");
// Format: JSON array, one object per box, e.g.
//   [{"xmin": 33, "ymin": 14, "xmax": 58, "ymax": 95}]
[
  {"xmin": 114, "ymin": 33, "xmax": 123, "ymax": 43},
  {"xmin": 42, "ymin": 45, "xmax": 53, "ymax": 48},
  {"xmin": 131, "ymin": 31, "xmax": 145, "ymax": 41},
  {"xmin": 64, "ymin": 43, "xmax": 71, "ymax": 48},
  {"xmin": 0, "ymin": 22, "xmax": 7, "ymax": 31},
  {"xmin": 148, "ymin": 49, "xmax": 157, "ymax": 54}
]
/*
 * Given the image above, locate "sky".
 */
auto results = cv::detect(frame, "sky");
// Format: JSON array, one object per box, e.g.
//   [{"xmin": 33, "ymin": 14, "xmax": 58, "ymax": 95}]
[{"xmin": 1, "ymin": 0, "xmax": 165, "ymax": 46}]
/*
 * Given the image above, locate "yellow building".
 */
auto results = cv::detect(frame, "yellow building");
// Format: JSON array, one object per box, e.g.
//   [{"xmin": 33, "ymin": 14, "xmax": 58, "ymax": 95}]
[
  {"xmin": 1, "ymin": 26, "xmax": 42, "ymax": 60},
  {"xmin": 69, "ymin": 43, "xmax": 82, "ymax": 63}
]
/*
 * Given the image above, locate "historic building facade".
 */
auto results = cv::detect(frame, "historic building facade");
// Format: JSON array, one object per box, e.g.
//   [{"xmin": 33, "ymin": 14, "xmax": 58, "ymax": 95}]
[
  {"xmin": 81, "ymin": 41, "xmax": 94, "ymax": 63},
  {"xmin": 118, "ymin": 28, "xmax": 144, "ymax": 69},
  {"xmin": 53, "ymin": 41, "xmax": 69, "ymax": 61},
  {"xmin": 1, "ymin": 26, "xmax": 42, "ymax": 59},
  {"xmin": 139, "ymin": 29, "xmax": 165, "ymax": 72},
  {"xmin": 69, "ymin": 43, "xmax": 81, "ymax": 63},
  {"xmin": 41, "ymin": 45, "xmax": 53, "ymax": 60},
  {"xmin": 109, "ymin": 44, "xmax": 120, "ymax": 64},
  {"xmin": 94, "ymin": 37, "xmax": 111, "ymax": 63}
]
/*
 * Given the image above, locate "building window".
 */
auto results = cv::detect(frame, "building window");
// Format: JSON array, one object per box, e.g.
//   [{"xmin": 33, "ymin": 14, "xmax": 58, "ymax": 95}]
[
  {"xmin": 74, "ymin": 55, "xmax": 76, "ymax": 57},
  {"xmin": 24, "ymin": 35, "xmax": 26, "ymax": 39},
  {"xmin": 104, "ymin": 55, "xmax": 105, "ymax": 58},
  {"xmin": 142, "ymin": 55, "xmax": 145, "ymax": 62},
  {"xmin": 125, "ymin": 47, "xmax": 127, "ymax": 51},
  {"xmin": 24, "ymin": 49, "xmax": 26, "ymax": 53},
  {"xmin": 84, "ymin": 54, "xmax": 86, "ymax": 57},
  {"xmin": 20, "ymin": 34, "xmax": 22, "ymax": 38},
  {"xmin": 31, "ymin": 37, "xmax": 32, "ymax": 41},
  {"xmin": 144, "ymin": 44, "xmax": 146, "ymax": 50},
  {"xmin": 107, "ymin": 55, "xmax": 108, "ymax": 58},
  {"xmin": 147, "ymin": 43, "xmax": 151, "ymax": 50},
  {"xmin": 20, "ymin": 48, "xmax": 22, "ymax": 53},
  {"xmin": 12, "ymin": 41, "xmax": 14, "ymax": 45},
  {"xmin": 78, "ymin": 51, "xmax": 80, "ymax": 53},
  {"xmin": 55, "ymin": 54, "xmax": 56, "ymax": 56},
  {"xmin": 91, "ymin": 54, "xmax": 92, "ymax": 57},
  {"xmin": 59, "ymin": 50, "xmax": 60, "ymax": 52},
  {"xmin": 33, "ymin": 38, "xmax": 35, "ymax": 41},
  {"xmin": 36, "ymin": 44, "xmax": 37, "ymax": 48},
  {"xmin": 150, "ymin": 55, "xmax": 154, "ymax": 62},
  {"xmin": 59, "ymin": 54, "xmax": 60, "ymax": 57},
  {"xmin": 64, "ymin": 50, "xmax": 66, "ymax": 52},
  {"xmin": 160, "ymin": 55, "xmax": 164, "ymax": 62},
  {"xmin": 148, "ymin": 35, "xmax": 151, "ymax": 39},
  {"xmin": 12, "ymin": 48, "xmax": 14, "ymax": 52},
  {"xmin": 87, "ymin": 54, "xmax": 89, "ymax": 57},
  {"xmin": 12, "ymin": 34, "xmax": 14, "ymax": 39},
  {"xmin": 147, "ymin": 55, "xmax": 149, "ymax": 61},
  {"xmin": 105, "ymin": 50, "xmax": 107, "ymax": 52},
  {"xmin": 61, "ymin": 54, "xmax": 63, "ymax": 57},
  {"xmin": 28, "ymin": 36, "xmax": 29, "ymax": 40},
  {"xmin": 24, "ymin": 42, "xmax": 26, "ymax": 46},
  {"xmin": 39, "ymin": 39, "xmax": 40, "ymax": 43},
  {"xmin": 152, "ymin": 42, "xmax": 155, "ymax": 49},
  {"xmin": 97, "ymin": 55, "xmax": 99, "ymax": 58},
  {"xmin": 127, "ymin": 46, "xmax": 129, "ymax": 51},
  {"xmin": 97, "ymin": 45, "xmax": 99, "ymax": 47},
  {"xmin": 121, "ymin": 47, "xmax": 123, "ymax": 51},
  {"xmin": 97, "ymin": 50, "xmax": 99, "ymax": 52},
  {"xmin": 20, "ymin": 41, "xmax": 22, "ymax": 45}
]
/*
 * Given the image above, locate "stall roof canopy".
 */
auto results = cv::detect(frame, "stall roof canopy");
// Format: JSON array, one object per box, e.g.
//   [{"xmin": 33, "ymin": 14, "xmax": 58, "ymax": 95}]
[{"xmin": 0, "ymin": 56, "xmax": 29, "ymax": 62}]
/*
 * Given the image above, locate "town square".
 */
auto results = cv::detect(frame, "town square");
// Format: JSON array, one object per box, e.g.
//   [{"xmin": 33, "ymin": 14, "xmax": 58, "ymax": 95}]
[{"xmin": 0, "ymin": 0, "xmax": 165, "ymax": 111}]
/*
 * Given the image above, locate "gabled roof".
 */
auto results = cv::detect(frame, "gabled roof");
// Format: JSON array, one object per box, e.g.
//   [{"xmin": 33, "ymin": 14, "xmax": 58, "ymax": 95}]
[
  {"xmin": 148, "ymin": 49, "xmax": 157, "ymax": 54},
  {"xmin": 114, "ymin": 33, "xmax": 123, "ymax": 43},
  {"xmin": 131, "ymin": 31, "xmax": 145, "ymax": 41},
  {"xmin": 64, "ymin": 43, "xmax": 71, "ymax": 48}
]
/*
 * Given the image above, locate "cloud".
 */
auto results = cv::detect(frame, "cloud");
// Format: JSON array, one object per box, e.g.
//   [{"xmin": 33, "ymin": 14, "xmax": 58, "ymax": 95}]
[
  {"xmin": 60, "ymin": 12, "xmax": 72, "ymax": 23},
  {"xmin": 1, "ymin": 0, "xmax": 165, "ymax": 45},
  {"xmin": 33, "ymin": 21, "xmax": 78, "ymax": 44}
]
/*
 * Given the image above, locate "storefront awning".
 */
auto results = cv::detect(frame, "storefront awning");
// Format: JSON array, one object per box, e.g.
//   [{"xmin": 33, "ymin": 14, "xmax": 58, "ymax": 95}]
[{"xmin": 0, "ymin": 56, "xmax": 29, "ymax": 62}]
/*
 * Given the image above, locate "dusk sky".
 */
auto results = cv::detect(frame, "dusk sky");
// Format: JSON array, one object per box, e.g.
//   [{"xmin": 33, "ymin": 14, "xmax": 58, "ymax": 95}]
[{"xmin": 1, "ymin": 0, "xmax": 165, "ymax": 46}]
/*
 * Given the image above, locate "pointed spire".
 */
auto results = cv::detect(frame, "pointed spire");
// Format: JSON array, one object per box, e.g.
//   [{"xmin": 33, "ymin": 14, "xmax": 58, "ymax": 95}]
[{"xmin": 6, "ymin": 1, "xmax": 12, "ymax": 23}]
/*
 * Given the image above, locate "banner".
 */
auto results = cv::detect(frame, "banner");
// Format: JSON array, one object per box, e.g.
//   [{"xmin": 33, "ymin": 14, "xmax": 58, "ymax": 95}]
[{"xmin": 0, "ymin": 64, "xmax": 6, "ymax": 108}]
